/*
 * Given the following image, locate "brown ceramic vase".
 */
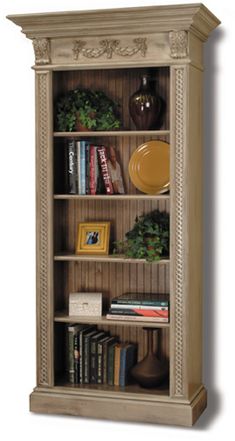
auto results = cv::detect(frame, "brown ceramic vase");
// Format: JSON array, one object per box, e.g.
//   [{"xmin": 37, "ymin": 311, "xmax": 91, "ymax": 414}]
[{"xmin": 131, "ymin": 328, "xmax": 168, "ymax": 388}]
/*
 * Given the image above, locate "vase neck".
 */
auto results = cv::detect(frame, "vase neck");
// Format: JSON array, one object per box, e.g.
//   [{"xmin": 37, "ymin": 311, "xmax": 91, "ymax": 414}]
[
  {"xmin": 140, "ymin": 75, "xmax": 150, "ymax": 90},
  {"xmin": 147, "ymin": 329, "xmax": 154, "ymax": 355}
]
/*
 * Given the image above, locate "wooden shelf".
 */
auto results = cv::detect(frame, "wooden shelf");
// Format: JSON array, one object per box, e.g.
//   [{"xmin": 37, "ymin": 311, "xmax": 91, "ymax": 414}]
[
  {"xmin": 54, "ymin": 194, "xmax": 170, "ymax": 201},
  {"xmin": 54, "ymin": 312, "xmax": 170, "ymax": 328},
  {"xmin": 54, "ymin": 130, "xmax": 170, "ymax": 137},
  {"xmin": 54, "ymin": 253, "xmax": 170, "ymax": 264},
  {"xmin": 54, "ymin": 379, "xmax": 170, "ymax": 398}
]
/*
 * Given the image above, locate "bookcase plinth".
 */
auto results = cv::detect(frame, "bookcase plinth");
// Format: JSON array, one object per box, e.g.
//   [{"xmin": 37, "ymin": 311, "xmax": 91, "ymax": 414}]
[{"xmin": 30, "ymin": 386, "xmax": 207, "ymax": 427}]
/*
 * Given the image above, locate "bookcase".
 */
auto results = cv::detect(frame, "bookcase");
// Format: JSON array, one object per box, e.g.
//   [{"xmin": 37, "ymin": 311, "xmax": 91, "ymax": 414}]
[{"xmin": 8, "ymin": 3, "xmax": 220, "ymax": 426}]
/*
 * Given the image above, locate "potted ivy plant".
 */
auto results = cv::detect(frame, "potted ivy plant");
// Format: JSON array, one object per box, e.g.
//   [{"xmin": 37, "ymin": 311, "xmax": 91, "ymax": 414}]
[
  {"xmin": 114, "ymin": 210, "xmax": 169, "ymax": 262},
  {"xmin": 55, "ymin": 88, "xmax": 121, "ymax": 131}
]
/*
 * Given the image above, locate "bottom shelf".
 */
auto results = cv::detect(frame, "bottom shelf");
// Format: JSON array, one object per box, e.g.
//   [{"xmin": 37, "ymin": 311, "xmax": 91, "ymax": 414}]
[{"xmin": 54, "ymin": 376, "xmax": 169, "ymax": 397}]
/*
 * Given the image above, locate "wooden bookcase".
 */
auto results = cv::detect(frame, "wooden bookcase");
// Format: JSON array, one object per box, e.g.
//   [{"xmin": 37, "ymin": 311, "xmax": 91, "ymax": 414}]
[{"xmin": 8, "ymin": 4, "xmax": 220, "ymax": 426}]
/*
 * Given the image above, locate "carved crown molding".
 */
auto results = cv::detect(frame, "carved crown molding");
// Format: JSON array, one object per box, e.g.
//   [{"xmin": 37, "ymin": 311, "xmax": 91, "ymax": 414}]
[
  {"xmin": 73, "ymin": 38, "xmax": 147, "ymax": 60},
  {"xmin": 33, "ymin": 38, "xmax": 50, "ymax": 65},
  {"xmin": 169, "ymin": 31, "xmax": 188, "ymax": 59},
  {"xmin": 7, "ymin": 5, "xmax": 220, "ymax": 41}
]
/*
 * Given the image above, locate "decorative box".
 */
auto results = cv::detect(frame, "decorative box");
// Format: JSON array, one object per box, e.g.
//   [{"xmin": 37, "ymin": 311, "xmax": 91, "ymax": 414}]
[{"xmin": 69, "ymin": 292, "xmax": 102, "ymax": 316}]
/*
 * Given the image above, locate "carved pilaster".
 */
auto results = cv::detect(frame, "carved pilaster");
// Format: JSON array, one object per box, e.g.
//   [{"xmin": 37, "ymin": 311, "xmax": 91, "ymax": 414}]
[
  {"xmin": 171, "ymin": 66, "xmax": 187, "ymax": 397},
  {"xmin": 36, "ymin": 71, "xmax": 53, "ymax": 386},
  {"xmin": 73, "ymin": 38, "xmax": 147, "ymax": 60},
  {"xmin": 169, "ymin": 31, "xmax": 188, "ymax": 59},
  {"xmin": 33, "ymin": 38, "xmax": 51, "ymax": 65}
]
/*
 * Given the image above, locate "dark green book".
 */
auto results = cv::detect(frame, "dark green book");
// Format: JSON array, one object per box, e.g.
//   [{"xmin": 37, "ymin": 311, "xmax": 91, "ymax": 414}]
[
  {"xmin": 108, "ymin": 341, "xmax": 118, "ymax": 386},
  {"xmin": 97, "ymin": 335, "xmax": 110, "ymax": 384},
  {"xmin": 84, "ymin": 329, "xmax": 98, "ymax": 384},
  {"xmin": 79, "ymin": 325, "xmax": 96, "ymax": 384},
  {"xmin": 67, "ymin": 324, "xmax": 82, "ymax": 384},
  {"xmin": 90, "ymin": 332, "xmax": 106, "ymax": 384},
  {"xmin": 111, "ymin": 293, "xmax": 169, "ymax": 307},
  {"xmin": 102, "ymin": 337, "xmax": 118, "ymax": 385}
]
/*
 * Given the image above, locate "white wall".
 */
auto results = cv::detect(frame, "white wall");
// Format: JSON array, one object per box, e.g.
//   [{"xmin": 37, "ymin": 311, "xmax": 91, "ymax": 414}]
[{"xmin": 0, "ymin": 0, "xmax": 233, "ymax": 439}]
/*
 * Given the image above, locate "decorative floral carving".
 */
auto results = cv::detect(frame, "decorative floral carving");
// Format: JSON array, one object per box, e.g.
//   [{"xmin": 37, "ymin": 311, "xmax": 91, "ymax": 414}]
[
  {"xmin": 33, "ymin": 38, "xmax": 50, "ymax": 65},
  {"xmin": 169, "ymin": 31, "xmax": 188, "ymax": 59},
  {"xmin": 73, "ymin": 38, "xmax": 147, "ymax": 60}
]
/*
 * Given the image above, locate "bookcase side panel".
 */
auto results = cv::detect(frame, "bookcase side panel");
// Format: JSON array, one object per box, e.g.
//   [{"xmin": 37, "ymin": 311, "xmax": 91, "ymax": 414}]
[
  {"xmin": 36, "ymin": 70, "xmax": 54, "ymax": 387},
  {"xmin": 184, "ymin": 64, "xmax": 204, "ymax": 398}
]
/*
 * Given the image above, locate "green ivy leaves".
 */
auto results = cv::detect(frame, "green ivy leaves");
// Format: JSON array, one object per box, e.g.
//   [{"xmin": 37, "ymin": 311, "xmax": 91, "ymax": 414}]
[{"xmin": 114, "ymin": 210, "xmax": 169, "ymax": 262}]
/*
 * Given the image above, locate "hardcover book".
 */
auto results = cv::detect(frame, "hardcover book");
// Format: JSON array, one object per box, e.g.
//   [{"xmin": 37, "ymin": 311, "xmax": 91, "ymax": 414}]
[
  {"xmin": 66, "ymin": 139, "xmax": 77, "ymax": 194},
  {"xmin": 97, "ymin": 335, "xmax": 111, "ymax": 384},
  {"xmin": 106, "ymin": 314, "xmax": 168, "ymax": 323},
  {"xmin": 108, "ymin": 308, "xmax": 169, "ymax": 319},
  {"xmin": 111, "ymin": 293, "xmax": 169, "ymax": 307},
  {"xmin": 102, "ymin": 336, "xmax": 118, "ymax": 384},
  {"xmin": 79, "ymin": 140, "xmax": 86, "ymax": 195},
  {"xmin": 67, "ymin": 324, "xmax": 83, "ymax": 383},
  {"xmin": 79, "ymin": 325, "xmax": 96, "ymax": 384},
  {"xmin": 84, "ymin": 329, "xmax": 98, "ymax": 384},
  {"xmin": 114, "ymin": 344, "xmax": 122, "ymax": 386},
  {"xmin": 90, "ymin": 331, "xmax": 106, "ymax": 384},
  {"xmin": 108, "ymin": 341, "xmax": 118, "ymax": 386},
  {"xmin": 119, "ymin": 344, "xmax": 137, "ymax": 387},
  {"xmin": 97, "ymin": 146, "xmax": 114, "ymax": 195}
]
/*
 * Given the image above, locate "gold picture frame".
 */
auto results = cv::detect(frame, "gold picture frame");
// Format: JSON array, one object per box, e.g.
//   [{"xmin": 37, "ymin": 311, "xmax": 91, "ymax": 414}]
[{"xmin": 76, "ymin": 222, "xmax": 110, "ymax": 255}]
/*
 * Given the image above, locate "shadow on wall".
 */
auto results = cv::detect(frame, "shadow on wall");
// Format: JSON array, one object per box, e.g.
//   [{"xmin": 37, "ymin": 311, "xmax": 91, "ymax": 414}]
[{"xmin": 195, "ymin": 26, "xmax": 224, "ymax": 430}]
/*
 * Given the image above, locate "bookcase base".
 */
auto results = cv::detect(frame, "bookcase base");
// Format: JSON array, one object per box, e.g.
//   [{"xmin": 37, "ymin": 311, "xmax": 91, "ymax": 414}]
[{"xmin": 30, "ymin": 386, "xmax": 207, "ymax": 427}]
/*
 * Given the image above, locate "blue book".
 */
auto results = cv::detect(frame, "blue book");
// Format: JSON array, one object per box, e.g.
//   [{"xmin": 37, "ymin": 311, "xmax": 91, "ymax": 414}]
[
  {"xmin": 119, "ymin": 344, "xmax": 137, "ymax": 387},
  {"xmin": 79, "ymin": 141, "xmax": 86, "ymax": 195}
]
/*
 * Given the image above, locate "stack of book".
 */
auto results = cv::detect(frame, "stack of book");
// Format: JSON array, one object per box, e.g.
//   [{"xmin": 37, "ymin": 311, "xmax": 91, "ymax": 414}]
[
  {"xmin": 66, "ymin": 139, "xmax": 113, "ymax": 195},
  {"xmin": 66, "ymin": 324, "xmax": 137, "ymax": 386},
  {"xmin": 106, "ymin": 293, "xmax": 169, "ymax": 323}
]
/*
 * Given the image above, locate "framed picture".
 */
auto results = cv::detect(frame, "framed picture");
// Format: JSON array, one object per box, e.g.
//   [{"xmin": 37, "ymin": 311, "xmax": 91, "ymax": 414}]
[{"xmin": 76, "ymin": 222, "xmax": 110, "ymax": 255}]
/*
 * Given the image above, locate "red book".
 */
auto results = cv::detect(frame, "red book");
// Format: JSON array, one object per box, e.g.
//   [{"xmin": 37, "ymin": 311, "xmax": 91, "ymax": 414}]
[
  {"xmin": 89, "ymin": 144, "xmax": 96, "ymax": 195},
  {"xmin": 97, "ymin": 146, "xmax": 114, "ymax": 195}
]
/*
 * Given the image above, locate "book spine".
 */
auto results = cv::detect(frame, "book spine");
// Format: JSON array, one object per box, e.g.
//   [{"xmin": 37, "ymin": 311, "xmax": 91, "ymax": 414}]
[
  {"xmin": 67, "ymin": 139, "xmax": 77, "ymax": 194},
  {"xmin": 110, "ymin": 304, "xmax": 169, "ymax": 311},
  {"xmin": 90, "ymin": 340, "xmax": 97, "ymax": 384},
  {"xmin": 79, "ymin": 329, "xmax": 84, "ymax": 384},
  {"xmin": 80, "ymin": 141, "xmax": 86, "ymax": 195},
  {"xmin": 114, "ymin": 345, "xmax": 121, "ymax": 386},
  {"xmin": 84, "ymin": 335, "xmax": 91, "ymax": 384},
  {"xmin": 77, "ymin": 141, "xmax": 81, "ymax": 194},
  {"xmin": 108, "ymin": 344, "xmax": 116, "ymax": 386},
  {"xmin": 97, "ymin": 342, "xmax": 103, "ymax": 384},
  {"xmin": 74, "ymin": 332, "xmax": 80, "ymax": 384},
  {"xmin": 85, "ymin": 142, "xmax": 90, "ymax": 195},
  {"xmin": 94, "ymin": 146, "xmax": 99, "ymax": 193},
  {"xmin": 111, "ymin": 299, "xmax": 169, "ymax": 307},
  {"xmin": 97, "ymin": 146, "xmax": 114, "ymax": 195},
  {"xmin": 68, "ymin": 328, "xmax": 75, "ymax": 383},
  {"xmin": 89, "ymin": 145, "xmax": 96, "ymax": 195},
  {"xmin": 119, "ymin": 347, "xmax": 126, "ymax": 387},
  {"xmin": 106, "ymin": 314, "xmax": 168, "ymax": 323},
  {"xmin": 109, "ymin": 308, "xmax": 169, "ymax": 318},
  {"xmin": 102, "ymin": 343, "xmax": 108, "ymax": 385}
]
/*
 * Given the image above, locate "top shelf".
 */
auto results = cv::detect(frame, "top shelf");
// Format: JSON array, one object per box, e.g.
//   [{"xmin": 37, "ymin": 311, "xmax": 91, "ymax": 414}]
[{"xmin": 54, "ymin": 130, "xmax": 170, "ymax": 138}]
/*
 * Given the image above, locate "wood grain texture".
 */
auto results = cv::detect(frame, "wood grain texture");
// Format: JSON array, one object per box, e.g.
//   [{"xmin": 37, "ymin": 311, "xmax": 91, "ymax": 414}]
[{"xmin": 30, "ymin": 386, "xmax": 207, "ymax": 426}]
